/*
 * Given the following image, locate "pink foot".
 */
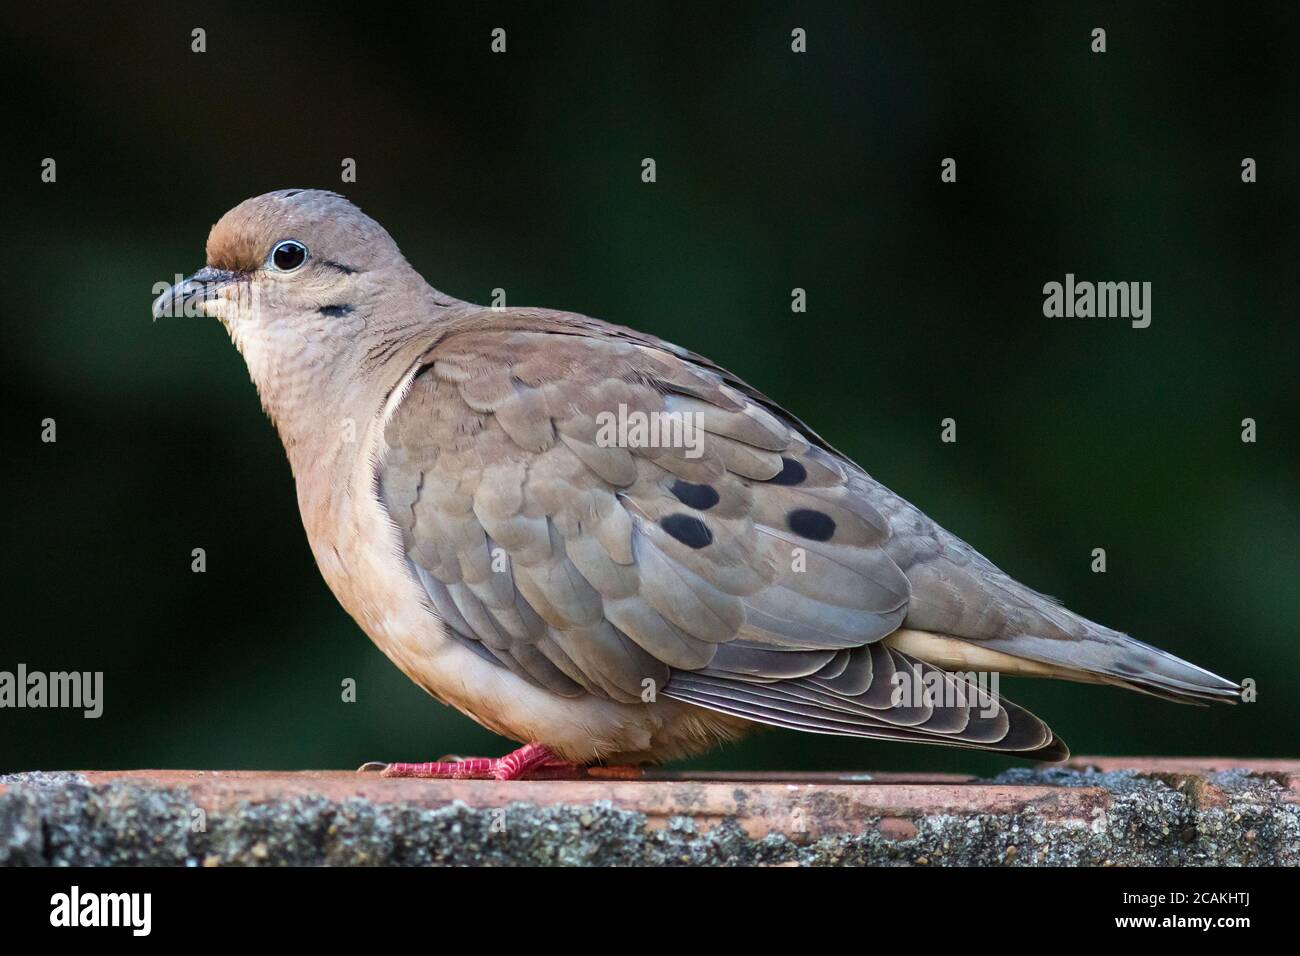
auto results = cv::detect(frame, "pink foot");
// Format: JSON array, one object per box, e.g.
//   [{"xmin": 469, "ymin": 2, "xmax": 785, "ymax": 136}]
[{"xmin": 359, "ymin": 742, "xmax": 584, "ymax": 781}]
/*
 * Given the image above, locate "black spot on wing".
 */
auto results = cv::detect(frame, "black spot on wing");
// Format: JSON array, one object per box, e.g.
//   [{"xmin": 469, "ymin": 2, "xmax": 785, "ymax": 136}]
[
  {"xmin": 766, "ymin": 457, "xmax": 807, "ymax": 486},
  {"xmin": 660, "ymin": 514, "xmax": 713, "ymax": 549},
  {"xmin": 788, "ymin": 508, "xmax": 835, "ymax": 541},
  {"xmin": 670, "ymin": 479, "xmax": 720, "ymax": 510},
  {"xmin": 319, "ymin": 304, "xmax": 353, "ymax": 317}
]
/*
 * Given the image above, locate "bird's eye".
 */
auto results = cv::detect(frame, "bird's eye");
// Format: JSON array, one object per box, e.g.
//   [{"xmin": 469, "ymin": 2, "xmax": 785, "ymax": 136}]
[{"xmin": 269, "ymin": 239, "xmax": 308, "ymax": 272}]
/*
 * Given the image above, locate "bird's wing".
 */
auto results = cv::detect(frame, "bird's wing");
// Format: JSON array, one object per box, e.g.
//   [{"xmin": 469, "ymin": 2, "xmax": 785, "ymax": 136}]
[{"xmin": 378, "ymin": 312, "xmax": 1063, "ymax": 757}]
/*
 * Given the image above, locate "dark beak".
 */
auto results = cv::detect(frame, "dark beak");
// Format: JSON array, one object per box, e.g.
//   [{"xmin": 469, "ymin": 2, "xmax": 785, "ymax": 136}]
[{"xmin": 151, "ymin": 266, "xmax": 243, "ymax": 320}]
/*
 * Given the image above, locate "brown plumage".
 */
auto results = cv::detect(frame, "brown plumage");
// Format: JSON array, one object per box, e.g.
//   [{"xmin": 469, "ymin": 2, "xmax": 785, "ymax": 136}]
[{"xmin": 154, "ymin": 190, "xmax": 1240, "ymax": 773}]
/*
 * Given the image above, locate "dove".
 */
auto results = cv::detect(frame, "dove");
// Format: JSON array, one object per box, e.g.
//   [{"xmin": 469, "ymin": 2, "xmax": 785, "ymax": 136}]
[{"xmin": 153, "ymin": 189, "xmax": 1240, "ymax": 780}]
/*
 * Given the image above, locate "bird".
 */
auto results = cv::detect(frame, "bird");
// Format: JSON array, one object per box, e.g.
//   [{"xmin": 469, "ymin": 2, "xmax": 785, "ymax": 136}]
[{"xmin": 153, "ymin": 189, "xmax": 1240, "ymax": 780}]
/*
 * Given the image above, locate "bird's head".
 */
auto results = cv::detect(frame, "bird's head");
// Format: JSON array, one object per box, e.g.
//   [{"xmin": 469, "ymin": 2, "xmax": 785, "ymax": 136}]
[
  {"xmin": 151, "ymin": 188, "xmax": 411, "ymax": 331},
  {"xmin": 153, "ymin": 189, "xmax": 447, "ymax": 453}
]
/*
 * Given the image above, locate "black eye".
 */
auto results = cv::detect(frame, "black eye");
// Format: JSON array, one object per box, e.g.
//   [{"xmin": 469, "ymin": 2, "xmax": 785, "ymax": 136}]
[{"xmin": 269, "ymin": 239, "xmax": 308, "ymax": 272}]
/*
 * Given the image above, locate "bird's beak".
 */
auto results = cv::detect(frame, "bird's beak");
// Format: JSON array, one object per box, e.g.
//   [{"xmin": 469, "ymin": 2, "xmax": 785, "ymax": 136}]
[{"xmin": 151, "ymin": 267, "xmax": 243, "ymax": 321}]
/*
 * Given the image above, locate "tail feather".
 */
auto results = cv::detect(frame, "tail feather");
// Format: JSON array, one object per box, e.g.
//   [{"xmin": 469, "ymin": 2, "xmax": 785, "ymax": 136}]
[
  {"xmin": 885, "ymin": 627, "xmax": 1241, "ymax": 706},
  {"xmin": 978, "ymin": 630, "xmax": 1240, "ymax": 704},
  {"xmin": 665, "ymin": 646, "xmax": 1070, "ymax": 761}
]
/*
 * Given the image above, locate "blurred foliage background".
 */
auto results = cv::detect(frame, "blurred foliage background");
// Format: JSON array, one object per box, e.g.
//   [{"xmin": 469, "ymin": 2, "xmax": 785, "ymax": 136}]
[{"xmin": 1, "ymin": 2, "xmax": 1296, "ymax": 776}]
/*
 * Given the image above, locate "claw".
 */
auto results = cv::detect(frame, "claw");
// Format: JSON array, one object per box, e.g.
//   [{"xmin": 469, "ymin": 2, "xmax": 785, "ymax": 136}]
[
  {"xmin": 357, "ymin": 744, "xmax": 646, "ymax": 781},
  {"xmin": 360, "ymin": 742, "xmax": 582, "ymax": 781}
]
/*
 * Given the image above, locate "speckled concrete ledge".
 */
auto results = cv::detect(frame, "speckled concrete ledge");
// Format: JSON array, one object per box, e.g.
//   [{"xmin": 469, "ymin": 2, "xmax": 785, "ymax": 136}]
[{"xmin": 1, "ymin": 758, "xmax": 1296, "ymax": 866}]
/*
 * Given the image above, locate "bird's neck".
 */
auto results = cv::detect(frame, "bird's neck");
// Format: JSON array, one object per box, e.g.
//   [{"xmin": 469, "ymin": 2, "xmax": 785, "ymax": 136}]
[{"xmin": 225, "ymin": 294, "xmax": 454, "ymax": 497}]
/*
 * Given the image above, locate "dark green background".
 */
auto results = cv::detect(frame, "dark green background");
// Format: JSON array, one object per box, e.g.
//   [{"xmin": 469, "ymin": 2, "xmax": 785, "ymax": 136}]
[{"xmin": 2, "ymin": 2, "xmax": 1296, "ymax": 776}]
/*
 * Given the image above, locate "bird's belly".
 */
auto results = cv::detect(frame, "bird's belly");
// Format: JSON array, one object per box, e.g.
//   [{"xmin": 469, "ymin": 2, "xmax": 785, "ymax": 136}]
[{"xmin": 308, "ymin": 468, "xmax": 746, "ymax": 763}]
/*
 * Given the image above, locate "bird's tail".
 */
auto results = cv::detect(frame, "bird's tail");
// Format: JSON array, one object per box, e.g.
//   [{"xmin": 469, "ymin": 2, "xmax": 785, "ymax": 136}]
[{"xmin": 885, "ymin": 626, "xmax": 1242, "ymax": 706}]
